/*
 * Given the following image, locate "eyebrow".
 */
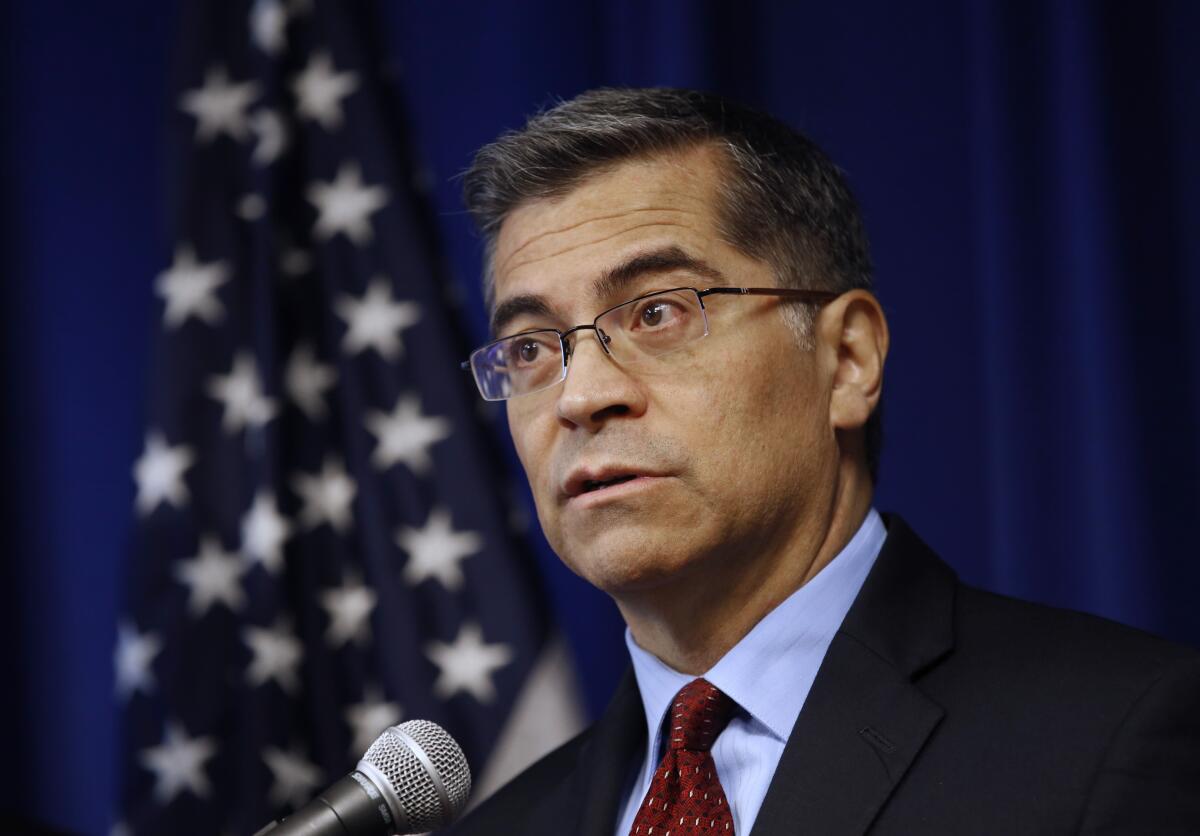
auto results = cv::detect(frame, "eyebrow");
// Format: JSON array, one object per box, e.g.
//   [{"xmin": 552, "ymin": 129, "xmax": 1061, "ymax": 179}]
[
  {"xmin": 489, "ymin": 245, "xmax": 725, "ymax": 336},
  {"xmin": 591, "ymin": 245, "xmax": 724, "ymax": 300},
  {"xmin": 489, "ymin": 294, "xmax": 554, "ymax": 338}
]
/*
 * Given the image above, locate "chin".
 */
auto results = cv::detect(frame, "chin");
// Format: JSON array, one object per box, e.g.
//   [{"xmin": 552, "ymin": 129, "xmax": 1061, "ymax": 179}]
[{"xmin": 557, "ymin": 527, "xmax": 704, "ymax": 595}]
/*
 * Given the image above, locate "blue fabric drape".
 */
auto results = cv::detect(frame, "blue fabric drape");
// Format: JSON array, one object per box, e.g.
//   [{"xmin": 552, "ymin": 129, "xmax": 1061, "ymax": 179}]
[
  {"xmin": 967, "ymin": 0, "xmax": 1200, "ymax": 632},
  {"xmin": 3, "ymin": 2, "xmax": 1197, "ymax": 833}
]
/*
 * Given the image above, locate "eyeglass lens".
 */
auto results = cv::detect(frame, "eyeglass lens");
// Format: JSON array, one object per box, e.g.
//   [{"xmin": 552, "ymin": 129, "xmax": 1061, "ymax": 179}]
[{"xmin": 470, "ymin": 288, "xmax": 709, "ymax": 400}]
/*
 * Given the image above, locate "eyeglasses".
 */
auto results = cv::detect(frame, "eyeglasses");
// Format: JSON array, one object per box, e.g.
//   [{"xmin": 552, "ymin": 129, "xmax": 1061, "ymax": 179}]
[{"xmin": 462, "ymin": 286, "xmax": 838, "ymax": 401}]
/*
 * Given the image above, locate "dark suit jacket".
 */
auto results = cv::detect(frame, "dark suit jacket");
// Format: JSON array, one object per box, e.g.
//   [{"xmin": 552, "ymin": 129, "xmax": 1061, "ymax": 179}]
[{"xmin": 447, "ymin": 515, "xmax": 1200, "ymax": 835}]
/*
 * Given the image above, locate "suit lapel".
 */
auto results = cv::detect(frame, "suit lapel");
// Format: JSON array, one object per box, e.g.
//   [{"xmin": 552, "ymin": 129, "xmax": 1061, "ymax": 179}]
[
  {"xmin": 563, "ymin": 669, "xmax": 646, "ymax": 836},
  {"xmin": 749, "ymin": 516, "xmax": 957, "ymax": 836}
]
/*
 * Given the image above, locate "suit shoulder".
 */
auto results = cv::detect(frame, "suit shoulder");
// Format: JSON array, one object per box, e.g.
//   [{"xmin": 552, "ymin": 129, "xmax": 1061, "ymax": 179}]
[
  {"xmin": 442, "ymin": 726, "xmax": 592, "ymax": 836},
  {"xmin": 952, "ymin": 582, "xmax": 1199, "ymax": 684}
]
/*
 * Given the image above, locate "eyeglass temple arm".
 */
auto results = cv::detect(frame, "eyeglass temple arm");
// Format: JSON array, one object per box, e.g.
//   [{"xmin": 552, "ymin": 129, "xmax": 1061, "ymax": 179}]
[{"xmin": 698, "ymin": 287, "xmax": 839, "ymax": 303}]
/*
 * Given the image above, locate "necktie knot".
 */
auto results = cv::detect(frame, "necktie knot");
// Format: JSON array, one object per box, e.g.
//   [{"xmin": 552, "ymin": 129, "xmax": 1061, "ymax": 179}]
[
  {"xmin": 629, "ymin": 678, "xmax": 736, "ymax": 835},
  {"xmin": 668, "ymin": 678, "xmax": 734, "ymax": 753}
]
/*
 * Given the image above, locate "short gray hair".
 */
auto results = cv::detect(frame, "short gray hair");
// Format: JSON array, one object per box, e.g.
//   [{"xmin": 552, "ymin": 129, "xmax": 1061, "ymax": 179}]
[{"xmin": 463, "ymin": 87, "xmax": 882, "ymax": 480}]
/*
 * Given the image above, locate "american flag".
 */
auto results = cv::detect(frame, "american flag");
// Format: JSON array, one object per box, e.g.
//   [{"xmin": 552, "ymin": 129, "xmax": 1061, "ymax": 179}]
[{"xmin": 114, "ymin": 2, "xmax": 579, "ymax": 833}]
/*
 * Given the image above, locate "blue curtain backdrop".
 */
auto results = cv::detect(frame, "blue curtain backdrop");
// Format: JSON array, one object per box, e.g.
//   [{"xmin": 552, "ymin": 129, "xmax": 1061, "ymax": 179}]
[{"xmin": 2, "ymin": 1, "xmax": 1197, "ymax": 833}]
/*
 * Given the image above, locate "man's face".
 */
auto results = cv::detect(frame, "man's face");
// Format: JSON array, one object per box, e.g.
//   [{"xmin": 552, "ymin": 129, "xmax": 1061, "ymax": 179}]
[{"xmin": 490, "ymin": 146, "xmax": 837, "ymax": 599}]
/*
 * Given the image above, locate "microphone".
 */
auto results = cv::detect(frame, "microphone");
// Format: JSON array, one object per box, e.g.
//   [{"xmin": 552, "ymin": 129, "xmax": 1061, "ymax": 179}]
[{"xmin": 257, "ymin": 720, "xmax": 471, "ymax": 835}]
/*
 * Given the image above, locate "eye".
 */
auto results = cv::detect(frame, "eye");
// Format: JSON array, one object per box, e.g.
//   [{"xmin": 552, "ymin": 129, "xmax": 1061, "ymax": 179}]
[
  {"xmin": 518, "ymin": 340, "xmax": 540, "ymax": 363},
  {"xmin": 504, "ymin": 332, "xmax": 557, "ymax": 369},
  {"xmin": 637, "ymin": 300, "xmax": 681, "ymax": 329}
]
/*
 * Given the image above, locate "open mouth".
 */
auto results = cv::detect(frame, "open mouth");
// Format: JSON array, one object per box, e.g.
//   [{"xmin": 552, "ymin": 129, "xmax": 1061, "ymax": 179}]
[{"xmin": 581, "ymin": 474, "xmax": 638, "ymax": 494}]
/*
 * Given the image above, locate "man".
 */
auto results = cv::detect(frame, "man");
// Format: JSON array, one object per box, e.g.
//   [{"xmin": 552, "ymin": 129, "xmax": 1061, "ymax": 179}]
[{"xmin": 448, "ymin": 89, "xmax": 1200, "ymax": 835}]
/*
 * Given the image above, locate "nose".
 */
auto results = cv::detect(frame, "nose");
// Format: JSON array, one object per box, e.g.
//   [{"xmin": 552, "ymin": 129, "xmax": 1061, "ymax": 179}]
[{"xmin": 555, "ymin": 329, "xmax": 647, "ymax": 432}]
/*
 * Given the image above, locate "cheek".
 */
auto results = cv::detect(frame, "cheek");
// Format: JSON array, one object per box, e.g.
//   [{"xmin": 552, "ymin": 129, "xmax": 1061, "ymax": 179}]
[
  {"xmin": 510, "ymin": 423, "xmax": 568, "ymax": 556},
  {"xmin": 507, "ymin": 405, "xmax": 556, "ymax": 498},
  {"xmin": 698, "ymin": 354, "xmax": 825, "ymax": 502}
]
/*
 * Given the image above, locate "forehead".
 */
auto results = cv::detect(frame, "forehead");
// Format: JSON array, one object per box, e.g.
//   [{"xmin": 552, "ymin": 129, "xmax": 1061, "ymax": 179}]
[{"xmin": 491, "ymin": 147, "xmax": 727, "ymax": 313}]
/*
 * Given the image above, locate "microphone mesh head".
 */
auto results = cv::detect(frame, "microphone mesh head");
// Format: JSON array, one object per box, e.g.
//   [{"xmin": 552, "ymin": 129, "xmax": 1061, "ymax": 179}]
[{"xmin": 359, "ymin": 720, "xmax": 471, "ymax": 830}]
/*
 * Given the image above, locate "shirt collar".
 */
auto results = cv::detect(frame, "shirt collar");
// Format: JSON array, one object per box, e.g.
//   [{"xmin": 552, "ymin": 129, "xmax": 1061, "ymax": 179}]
[{"xmin": 626, "ymin": 508, "xmax": 887, "ymax": 752}]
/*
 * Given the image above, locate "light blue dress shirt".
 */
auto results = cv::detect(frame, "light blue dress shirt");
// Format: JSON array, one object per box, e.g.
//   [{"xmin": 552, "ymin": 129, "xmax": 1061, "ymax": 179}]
[{"xmin": 613, "ymin": 508, "xmax": 887, "ymax": 836}]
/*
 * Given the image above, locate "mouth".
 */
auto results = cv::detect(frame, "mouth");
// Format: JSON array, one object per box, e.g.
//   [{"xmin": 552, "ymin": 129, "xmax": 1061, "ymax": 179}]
[
  {"xmin": 562, "ymin": 467, "xmax": 665, "ymax": 503},
  {"xmin": 580, "ymin": 474, "xmax": 639, "ymax": 494}
]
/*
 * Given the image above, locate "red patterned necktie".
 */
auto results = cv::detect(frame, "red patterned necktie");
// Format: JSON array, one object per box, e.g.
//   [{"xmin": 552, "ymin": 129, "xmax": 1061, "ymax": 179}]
[{"xmin": 629, "ymin": 678, "xmax": 737, "ymax": 835}]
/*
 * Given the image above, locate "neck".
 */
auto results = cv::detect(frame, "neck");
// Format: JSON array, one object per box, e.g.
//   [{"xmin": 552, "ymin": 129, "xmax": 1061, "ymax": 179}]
[{"xmin": 616, "ymin": 458, "xmax": 872, "ymax": 675}]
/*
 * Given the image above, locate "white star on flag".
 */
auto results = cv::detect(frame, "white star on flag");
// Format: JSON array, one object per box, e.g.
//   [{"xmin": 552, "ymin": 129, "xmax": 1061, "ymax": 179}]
[
  {"xmin": 155, "ymin": 245, "xmax": 231, "ymax": 328},
  {"xmin": 133, "ymin": 431, "xmax": 195, "ymax": 516},
  {"xmin": 174, "ymin": 536, "xmax": 246, "ymax": 617},
  {"xmin": 425, "ymin": 623, "xmax": 514, "ymax": 704},
  {"xmin": 320, "ymin": 574, "xmax": 377, "ymax": 648},
  {"xmin": 138, "ymin": 720, "xmax": 218, "ymax": 803},
  {"xmin": 179, "ymin": 66, "xmax": 260, "ymax": 143},
  {"xmin": 236, "ymin": 193, "xmax": 267, "ymax": 221},
  {"xmin": 292, "ymin": 457, "xmax": 357, "ymax": 532},
  {"xmin": 262, "ymin": 745, "xmax": 323, "ymax": 809},
  {"xmin": 333, "ymin": 278, "xmax": 422, "ymax": 359},
  {"xmin": 279, "ymin": 246, "xmax": 312, "ymax": 277},
  {"xmin": 344, "ymin": 687, "xmax": 403, "ymax": 756},
  {"xmin": 284, "ymin": 343, "xmax": 337, "ymax": 421},
  {"xmin": 365, "ymin": 393, "xmax": 451, "ymax": 474},
  {"xmin": 250, "ymin": 108, "xmax": 289, "ymax": 166},
  {"xmin": 307, "ymin": 162, "xmax": 389, "ymax": 244},
  {"xmin": 240, "ymin": 491, "xmax": 292, "ymax": 574},
  {"xmin": 207, "ymin": 352, "xmax": 278, "ymax": 434},
  {"xmin": 293, "ymin": 51, "xmax": 360, "ymax": 131},
  {"xmin": 244, "ymin": 620, "xmax": 304, "ymax": 694},
  {"xmin": 250, "ymin": 0, "xmax": 287, "ymax": 55},
  {"xmin": 396, "ymin": 507, "xmax": 482, "ymax": 591},
  {"xmin": 114, "ymin": 621, "xmax": 163, "ymax": 700},
  {"xmin": 335, "ymin": 278, "xmax": 422, "ymax": 360}
]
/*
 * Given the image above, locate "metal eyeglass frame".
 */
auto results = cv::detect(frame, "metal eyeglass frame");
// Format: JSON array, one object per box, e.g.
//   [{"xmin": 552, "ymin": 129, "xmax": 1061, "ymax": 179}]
[{"xmin": 461, "ymin": 285, "xmax": 839, "ymax": 401}]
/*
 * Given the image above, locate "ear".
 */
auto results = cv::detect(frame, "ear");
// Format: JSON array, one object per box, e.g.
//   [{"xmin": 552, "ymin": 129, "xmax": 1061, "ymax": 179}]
[{"xmin": 819, "ymin": 290, "xmax": 889, "ymax": 431}]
